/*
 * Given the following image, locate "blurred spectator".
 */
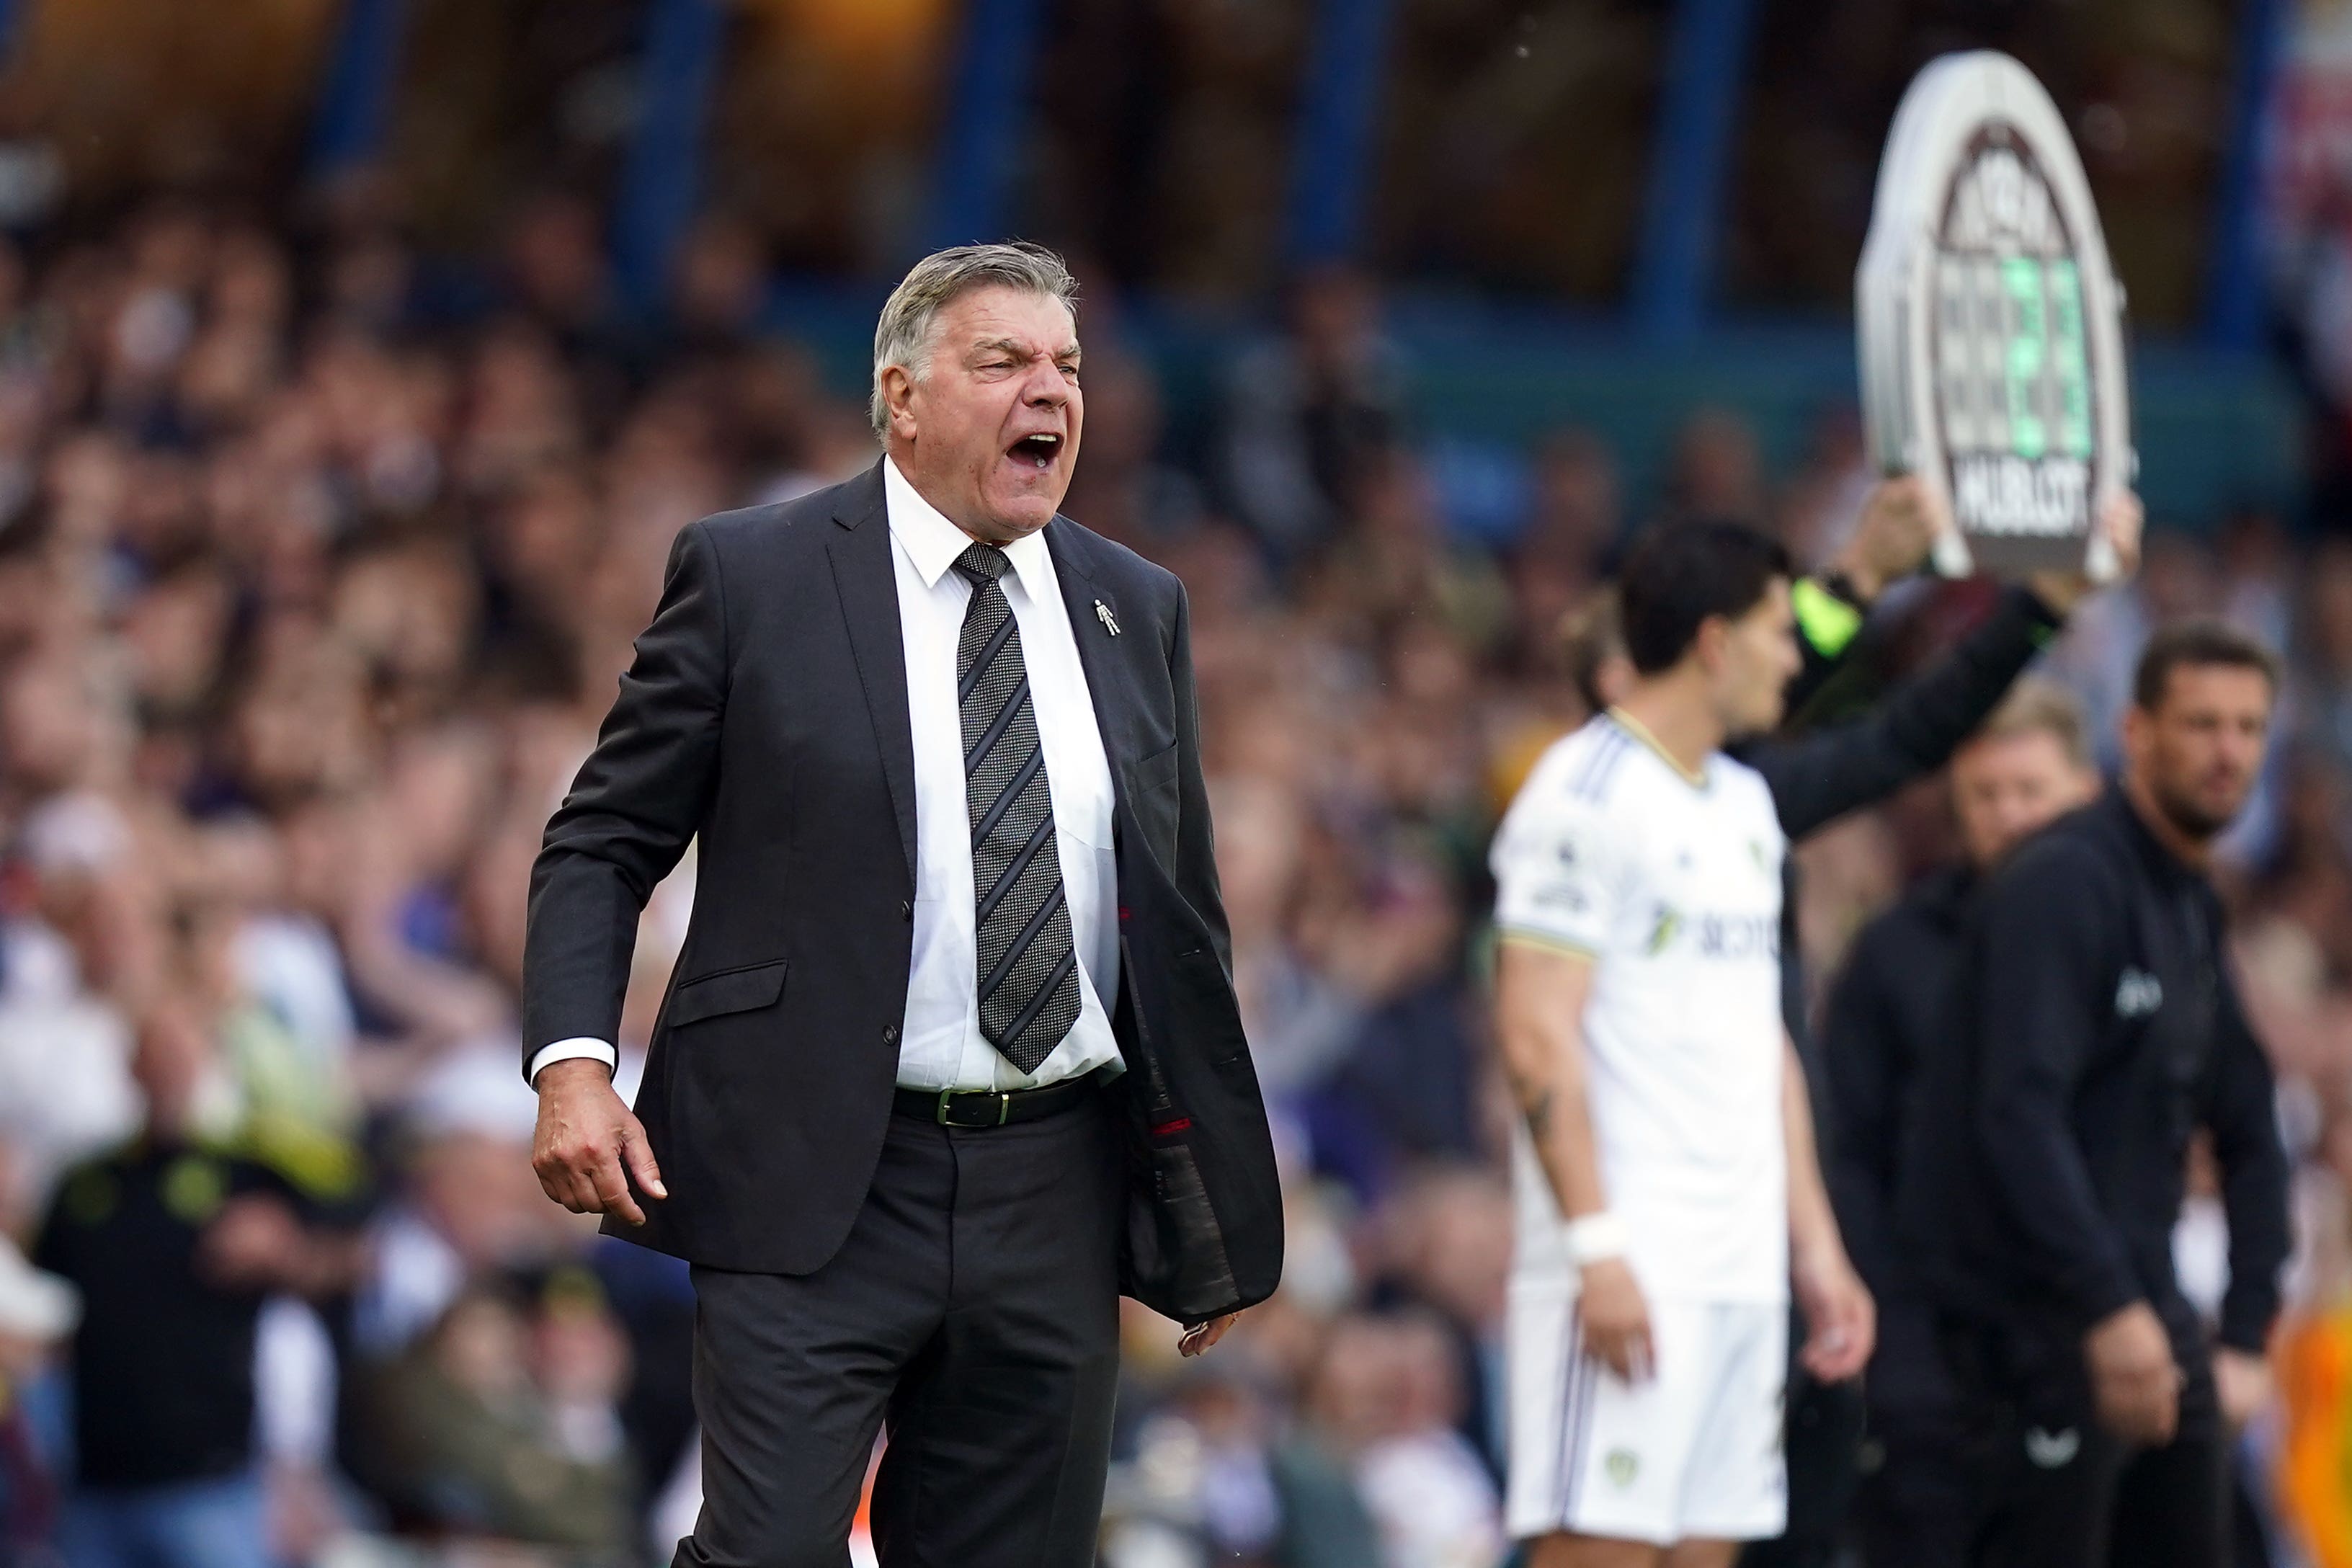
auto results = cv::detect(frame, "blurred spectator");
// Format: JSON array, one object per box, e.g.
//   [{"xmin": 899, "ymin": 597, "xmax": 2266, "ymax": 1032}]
[
  {"xmin": 33, "ymin": 993, "xmax": 362, "ymax": 1568},
  {"xmin": 0, "ymin": 792, "xmax": 143, "ymax": 1235},
  {"xmin": 1219, "ymin": 266, "xmax": 1411, "ymax": 569},
  {"xmin": 0, "ymin": 156, "xmax": 2339, "ymax": 1567},
  {"xmin": 1102, "ymin": 1363, "xmax": 1381, "ymax": 1568},
  {"xmin": 355, "ymin": 1274, "xmax": 636, "ymax": 1560},
  {"xmin": 0, "ymin": 1237, "xmax": 76, "ymax": 1555},
  {"xmin": 1305, "ymin": 1311, "xmax": 1505, "ymax": 1568}
]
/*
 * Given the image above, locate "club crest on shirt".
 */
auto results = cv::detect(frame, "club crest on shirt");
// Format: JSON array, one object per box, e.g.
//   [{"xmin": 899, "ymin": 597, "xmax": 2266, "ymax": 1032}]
[
  {"xmin": 2114, "ymin": 968, "xmax": 2164, "ymax": 1018},
  {"xmin": 1646, "ymin": 906, "xmax": 1682, "ymax": 955},
  {"xmin": 1605, "ymin": 1448, "xmax": 1641, "ymax": 1489}
]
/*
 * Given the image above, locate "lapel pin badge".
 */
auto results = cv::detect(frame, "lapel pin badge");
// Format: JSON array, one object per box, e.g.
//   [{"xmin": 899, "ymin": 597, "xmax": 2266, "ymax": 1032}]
[{"xmin": 1095, "ymin": 600, "xmax": 1120, "ymax": 636}]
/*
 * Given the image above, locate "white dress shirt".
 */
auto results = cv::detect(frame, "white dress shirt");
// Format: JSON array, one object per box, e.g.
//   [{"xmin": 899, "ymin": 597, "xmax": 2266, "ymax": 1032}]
[{"xmin": 530, "ymin": 458, "xmax": 1126, "ymax": 1092}]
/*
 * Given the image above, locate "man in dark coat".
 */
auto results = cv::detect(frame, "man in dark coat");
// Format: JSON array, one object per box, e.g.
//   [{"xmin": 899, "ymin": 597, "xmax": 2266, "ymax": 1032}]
[{"xmin": 522, "ymin": 242, "xmax": 1281, "ymax": 1567}]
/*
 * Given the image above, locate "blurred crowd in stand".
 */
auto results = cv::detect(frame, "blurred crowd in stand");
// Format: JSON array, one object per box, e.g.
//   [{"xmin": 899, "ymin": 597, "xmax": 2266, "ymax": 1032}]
[{"xmin": 0, "ymin": 190, "xmax": 2349, "ymax": 1568}]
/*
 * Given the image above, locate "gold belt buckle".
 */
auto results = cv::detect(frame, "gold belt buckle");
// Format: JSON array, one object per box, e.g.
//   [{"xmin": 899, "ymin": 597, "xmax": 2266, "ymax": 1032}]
[{"xmin": 934, "ymin": 1088, "xmax": 1017, "ymax": 1128}]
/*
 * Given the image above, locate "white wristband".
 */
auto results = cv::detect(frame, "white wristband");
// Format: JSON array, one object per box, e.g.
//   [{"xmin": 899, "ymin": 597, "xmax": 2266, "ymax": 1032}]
[{"xmin": 1565, "ymin": 1212, "xmax": 1629, "ymax": 1268}]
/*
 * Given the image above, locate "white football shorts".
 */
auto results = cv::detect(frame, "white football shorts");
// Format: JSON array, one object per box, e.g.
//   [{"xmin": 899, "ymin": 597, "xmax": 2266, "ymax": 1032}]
[{"xmin": 1505, "ymin": 1278, "xmax": 1789, "ymax": 1546}]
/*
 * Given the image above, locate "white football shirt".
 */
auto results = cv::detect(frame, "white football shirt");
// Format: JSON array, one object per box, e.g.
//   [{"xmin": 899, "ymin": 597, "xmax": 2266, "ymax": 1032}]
[{"xmin": 1491, "ymin": 710, "xmax": 1790, "ymax": 1303}]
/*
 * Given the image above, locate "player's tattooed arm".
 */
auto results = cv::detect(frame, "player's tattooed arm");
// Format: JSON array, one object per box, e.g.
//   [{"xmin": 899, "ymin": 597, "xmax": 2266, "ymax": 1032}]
[
  {"xmin": 1497, "ymin": 938, "xmax": 1657, "ymax": 1381},
  {"xmin": 1492, "ymin": 939, "xmax": 1610, "ymax": 1223},
  {"xmin": 1521, "ymin": 1086, "xmax": 1555, "ymax": 1141}
]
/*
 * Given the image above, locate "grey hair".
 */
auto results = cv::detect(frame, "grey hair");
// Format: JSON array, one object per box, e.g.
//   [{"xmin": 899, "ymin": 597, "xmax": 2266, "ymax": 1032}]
[{"xmin": 869, "ymin": 242, "xmax": 1079, "ymax": 437}]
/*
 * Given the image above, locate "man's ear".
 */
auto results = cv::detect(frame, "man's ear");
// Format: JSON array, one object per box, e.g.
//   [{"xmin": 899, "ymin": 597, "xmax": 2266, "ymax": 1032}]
[
  {"xmin": 1692, "ymin": 615, "xmax": 1729, "ymax": 674},
  {"xmin": 2119, "ymin": 702, "xmax": 2150, "ymax": 770},
  {"xmin": 880, "ymin": 365, "xmax": 918, "ymax": 439}
]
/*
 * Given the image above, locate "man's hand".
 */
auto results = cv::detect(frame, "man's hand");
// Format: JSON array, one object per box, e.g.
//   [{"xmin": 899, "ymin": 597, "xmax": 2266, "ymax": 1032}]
[
  {"xmin": 1577, "ymin": 1257, "xmax": 1655, "ymax": 1383},
  {"xmin": 2083, "ymin": 1301, "xmax": 2180, "ymax": 1446},
  {"xmin": 2214, "ymin": 1347, "xmax": 2273, "ymax": 1431},
  {"xmin": 200, "ymin": 1196, "xmax": 306, "ymax": 1291},
  {"xmin": 2028, "ymin": 490, "xmax": 2145, "ymax": 615},
  {"xmin": 1180, "ymin": 1313, "xmax": 1241, "ymax": 1358},
  {"xmin": 532, "ymin": 1059, "xmax": 666, "ymax": 1226},
  {"xmin": 1831, "ymin": 476, "xmax": 1941, "ymax": 605},
  {"xmin": 1792, "ymin": 1243, "xmax": 1876, "ymax": 1383}
]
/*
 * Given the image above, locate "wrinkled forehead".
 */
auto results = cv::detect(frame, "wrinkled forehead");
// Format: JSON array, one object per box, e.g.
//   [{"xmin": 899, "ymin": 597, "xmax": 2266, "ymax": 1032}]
[{"xmin": 935, "ymin": 285, "xmax": 1079, "ymax": 357}]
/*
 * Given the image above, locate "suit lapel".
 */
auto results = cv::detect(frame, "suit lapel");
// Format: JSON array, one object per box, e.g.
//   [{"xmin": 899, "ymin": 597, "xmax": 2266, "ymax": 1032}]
[
  {"xmin": 1045, "ymin": 520, "xmax": 1134, "ymax": 821},
  {"xmin": 827, "ymin": 464, "xmax": 918, "ymax": 883}
]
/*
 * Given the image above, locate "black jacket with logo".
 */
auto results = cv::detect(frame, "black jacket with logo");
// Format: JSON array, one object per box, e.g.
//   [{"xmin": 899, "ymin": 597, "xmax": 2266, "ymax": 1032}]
[{"xmin": 1897, "ymin": 790, "xmax": 2289, "ymax": 1353}]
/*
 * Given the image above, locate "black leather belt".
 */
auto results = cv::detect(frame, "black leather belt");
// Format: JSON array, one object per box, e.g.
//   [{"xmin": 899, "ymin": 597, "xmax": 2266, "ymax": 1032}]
[{"xmin": 891, "ymin": 1069, "xmax": 1108, "ymax": 1129}]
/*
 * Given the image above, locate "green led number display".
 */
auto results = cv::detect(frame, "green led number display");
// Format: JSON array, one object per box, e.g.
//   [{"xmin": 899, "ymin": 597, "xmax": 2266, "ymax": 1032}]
[
  {"xmin": 2000, "ymin": 259, "xmax": 2046, "ymax": 459},
  {"xmin": 2050, "ymin": 259, "xmax": 2092, "ymax": 458},
  {"xmin": 1995, "ymin": 257, "xmax": 2093, "ymax": 466}
]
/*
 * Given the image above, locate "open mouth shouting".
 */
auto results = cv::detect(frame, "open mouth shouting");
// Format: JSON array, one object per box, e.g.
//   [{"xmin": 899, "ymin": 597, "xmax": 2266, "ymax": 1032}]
[{"xmin": 1007, "ymin": 431, "xmax": 1064, "ymax": 473}]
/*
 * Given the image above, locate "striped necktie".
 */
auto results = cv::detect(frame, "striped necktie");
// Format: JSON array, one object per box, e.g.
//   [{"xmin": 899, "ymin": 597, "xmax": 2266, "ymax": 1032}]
[{"xmin": 953, "ymin": 542, "xmax": 1082, "ymax": 1073}]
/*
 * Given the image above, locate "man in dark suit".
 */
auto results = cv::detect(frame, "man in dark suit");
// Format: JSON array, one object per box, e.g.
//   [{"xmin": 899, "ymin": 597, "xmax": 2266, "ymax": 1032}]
[{"xmin": 522, "ymin": 242, "xmax": 1282, "ymax": 1567}]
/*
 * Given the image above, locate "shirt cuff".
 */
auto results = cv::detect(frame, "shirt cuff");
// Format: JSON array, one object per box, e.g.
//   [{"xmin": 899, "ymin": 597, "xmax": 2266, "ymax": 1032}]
[
  {"xmin": 2064, "ymin": 1256, "xmax": 2148, "ymax": 1340},
  {"xmin": 2218, "ymin": 1291, "xmax": 2279, "ymax": 1355},
  {"xmin": 2008, "ymin": 581, "xmax": 2067, "ymax": 639},
  {"xmin": 530, "ymin": 1038, "xmax": 618, "ymax": 1086}
]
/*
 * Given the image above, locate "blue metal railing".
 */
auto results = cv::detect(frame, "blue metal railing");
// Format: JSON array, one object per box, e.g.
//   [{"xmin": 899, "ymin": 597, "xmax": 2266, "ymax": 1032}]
[
  {"xmin": 1284, "ymin": 0, "xmax": 1400, "ymax": 265},
  {"xmin": 921, "ymin": 0, "xmax": 1051, "ymax": 253},
  {"xmin": 2204, "ymin": 0, "xmax": 2290, "ymax": 352},
  {"xmin": 612, "ymin": 0, "xmax": 726, "ymax": 316},
  {"xmin": 306, "ymin": 0, "xmax": 411, "ymax": 180},
  {"xmin": 1630, "ymin": 0, "xmax": 1760, "ymax": 342}
]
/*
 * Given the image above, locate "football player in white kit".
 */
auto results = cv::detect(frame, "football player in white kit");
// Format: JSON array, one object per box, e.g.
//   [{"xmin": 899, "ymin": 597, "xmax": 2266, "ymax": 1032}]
[{"xmin": 1491, "ymin": 520, "xmax": 1876, "ymax": 1568}]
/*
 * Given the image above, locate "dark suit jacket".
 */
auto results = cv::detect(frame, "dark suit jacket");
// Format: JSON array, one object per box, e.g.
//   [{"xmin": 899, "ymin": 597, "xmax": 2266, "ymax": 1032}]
[{"xmin": 522, "ymin": 462, "xmax": 1283, "ymax": 1322}]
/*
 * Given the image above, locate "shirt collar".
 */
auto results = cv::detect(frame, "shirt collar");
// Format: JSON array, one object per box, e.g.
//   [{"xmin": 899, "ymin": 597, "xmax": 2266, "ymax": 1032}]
[{"xmin": 882, "ymin": 457, "xmax": 1056, "ymax": 605}]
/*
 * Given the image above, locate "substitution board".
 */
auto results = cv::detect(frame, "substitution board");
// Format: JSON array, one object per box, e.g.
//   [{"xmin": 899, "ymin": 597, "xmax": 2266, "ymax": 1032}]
[{"xmin": 1858, "ymin": 50, "xmax": 2131, "ymax": 578}]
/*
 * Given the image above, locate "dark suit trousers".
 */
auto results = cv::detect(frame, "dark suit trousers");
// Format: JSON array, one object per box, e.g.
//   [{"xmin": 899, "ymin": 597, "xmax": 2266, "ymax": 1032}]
[{"xmin": 674, "ymin": 1090, "xmax": 1125, "ymax": 1568}]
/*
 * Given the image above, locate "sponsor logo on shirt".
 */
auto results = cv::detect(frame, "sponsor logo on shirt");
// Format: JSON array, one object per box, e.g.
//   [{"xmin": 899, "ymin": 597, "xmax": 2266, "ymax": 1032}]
[
  {"xmin": 1644, "ymin": 904, "xmax": 1777, "ymax": 960},
  {"xmin": 2114, "ymin": 968, "xmax": 2164, "ymax": 1018},
  {"xmin": 1698, "ymin": 914, "xmax": 1778, "ymax": 958}
]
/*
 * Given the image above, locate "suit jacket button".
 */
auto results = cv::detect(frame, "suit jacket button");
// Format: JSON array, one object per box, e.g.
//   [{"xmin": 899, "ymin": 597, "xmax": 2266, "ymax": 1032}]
[
  {"xmin": 883, "ymin": 1024, "xmax": 900, "ymax": 1046},
  {"xmin": 900, "ymin": 899, "xmax": 912, "ymax": 922}
]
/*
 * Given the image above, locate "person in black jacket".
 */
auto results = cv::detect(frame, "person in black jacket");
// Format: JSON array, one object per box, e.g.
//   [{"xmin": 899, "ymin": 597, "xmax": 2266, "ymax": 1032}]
[
  {"xmin": 1819, "ymin": 680, "xmax": 2101, "ymax": 1567},
  {"xmin": 1899, "ymin": 620, "xmax": 2293, "ymax": 1568}
]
